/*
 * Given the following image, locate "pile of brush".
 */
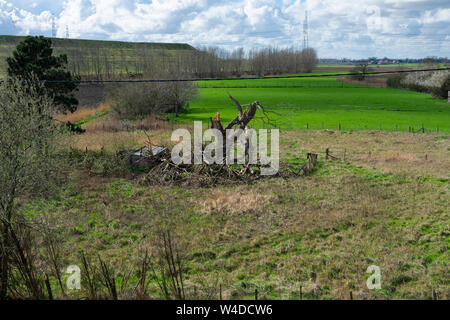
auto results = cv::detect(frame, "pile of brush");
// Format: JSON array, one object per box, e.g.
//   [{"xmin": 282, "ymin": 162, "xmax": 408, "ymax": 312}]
[
  {"xmin": 136, "ymin": 94, "xmax": 318, "ymax": 187},
  {"xmin": 139, "ymin": 158, "xmax": 261, "ymax": 187},
  {"xmin": 138, "ymin": 153, "xmax": 318, "ymax": 187}
]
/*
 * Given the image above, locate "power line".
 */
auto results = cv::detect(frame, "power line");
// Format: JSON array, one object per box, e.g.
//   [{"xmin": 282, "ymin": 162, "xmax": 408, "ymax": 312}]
[{"xmin": 1, "ymin": 67, "xmax": 446, "ymax": 84}]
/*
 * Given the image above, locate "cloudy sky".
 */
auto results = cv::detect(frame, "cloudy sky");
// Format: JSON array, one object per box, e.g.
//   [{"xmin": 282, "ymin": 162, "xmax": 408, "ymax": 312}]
[{"xmin": 0, "ymin": 0, "xmax": 448, "ymax": 59}]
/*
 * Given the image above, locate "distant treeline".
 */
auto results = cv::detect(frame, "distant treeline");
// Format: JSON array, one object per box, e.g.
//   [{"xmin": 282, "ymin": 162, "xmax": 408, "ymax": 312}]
[
  {"xmin": 0, "ymin": 36, "xmax": 318, "ymax": 79},
  {"xmin": 320, "ymin": 57, "xmax": 449, "ymax": 65},
  {"xmin": 62, "ymin": 45, "xmax": 318, "ymax": 79}
]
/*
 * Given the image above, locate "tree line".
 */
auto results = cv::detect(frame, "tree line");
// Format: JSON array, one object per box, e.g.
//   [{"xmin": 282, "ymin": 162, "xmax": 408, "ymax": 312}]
[{"xmin": 50, "ymin": 45, "xmax": 318, "ymax": 80}]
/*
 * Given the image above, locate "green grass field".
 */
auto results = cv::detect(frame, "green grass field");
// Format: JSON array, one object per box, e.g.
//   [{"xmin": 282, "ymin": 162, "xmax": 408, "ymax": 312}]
[{"xmin": 179, "ymin": 77, "xmax": 450, "ymax": 133}]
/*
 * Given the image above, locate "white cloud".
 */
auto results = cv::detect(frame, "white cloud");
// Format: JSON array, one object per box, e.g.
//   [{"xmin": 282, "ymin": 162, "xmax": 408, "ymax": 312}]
[{"xmin": 0, "ymin": 0, "xmax": 448, "ymax": 58}]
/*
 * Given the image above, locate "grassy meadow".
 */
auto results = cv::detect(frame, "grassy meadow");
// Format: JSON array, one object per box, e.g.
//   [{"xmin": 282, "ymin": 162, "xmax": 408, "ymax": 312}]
[
  {"xmin": 179, "ymin": 77, "xmax": 450, "ymax": 133},
  {"xmin": 5, "ymin": 58, "xmax": 449, "ymax": 300},
  {"xmin": 24, "ymin": 122, "xmax": 449, "ymax": 300}
]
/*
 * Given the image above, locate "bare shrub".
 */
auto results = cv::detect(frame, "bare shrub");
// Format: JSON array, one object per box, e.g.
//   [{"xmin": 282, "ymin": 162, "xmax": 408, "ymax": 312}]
[
  {"xmin": 351, "ymin": 63, "xmax": 372, "ymax": 81},
  {"xmin": 107, "ymin": 81, "xmax": 198, "ymax": 119},
  {"xmin": 7, "ymin": 220, "xmax": 45, "ymax": 299},
  {"xmin": 0, "ymin": 77, "xmax": 65, "ymax": 299},
  {"xmin": 149, "ymin": 230, "xmax": 186, "ymax": 300},
  {"xmin": 136, "ymin": 115, "xmax": 170, "ymax": 131}
]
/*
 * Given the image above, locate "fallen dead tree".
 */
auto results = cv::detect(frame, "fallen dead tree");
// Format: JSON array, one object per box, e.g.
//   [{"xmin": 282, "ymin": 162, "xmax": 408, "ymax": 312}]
[{"xmin": 136, "ymin": 94, "xmax": 318, "ymax": 187}]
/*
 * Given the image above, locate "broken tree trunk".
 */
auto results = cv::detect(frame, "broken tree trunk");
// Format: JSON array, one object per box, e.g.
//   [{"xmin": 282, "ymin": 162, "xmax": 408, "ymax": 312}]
[
  {"xmin": 210, "ymin": 93, "xmax": 262, "ymax": 165},
  {"xmin": 210, "ymin": 93, "xmax": 260, "ymax": 132}
]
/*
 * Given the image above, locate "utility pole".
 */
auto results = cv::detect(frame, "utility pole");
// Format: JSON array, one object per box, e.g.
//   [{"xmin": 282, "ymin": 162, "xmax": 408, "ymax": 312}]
[
  {"xmin": 52, "ymin": 16, "xmax": 57, "ymax": 37},
  {"xmin": 303, "ymin": 10, "xmax": 309, "ymax": 50},
  {"xmin": 66, "ymin": 25, "xmax": 69, "ymax": 38},
  {"xmin": 12, "ymin": 18, "xmax": 17, "ymax": 36}
]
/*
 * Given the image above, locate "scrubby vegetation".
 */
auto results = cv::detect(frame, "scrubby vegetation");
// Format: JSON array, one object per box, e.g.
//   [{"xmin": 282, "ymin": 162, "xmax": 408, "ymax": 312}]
[
  {"xmin": 107, "ymin": 81, "xmax": 198, "ymax": 119},
  {"xmin": 387, "ymin": 70, "xmax": 449, "ymax": 99},
  {"xmin": 2, "ymin": 118, "xmax": 448, "ymax": 300}
]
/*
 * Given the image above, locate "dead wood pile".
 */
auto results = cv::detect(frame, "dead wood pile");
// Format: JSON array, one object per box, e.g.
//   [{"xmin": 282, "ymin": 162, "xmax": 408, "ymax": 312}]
[
  {"xmin": 139, "ymin": 153, "xmax": 318, "ymax": 187},
  {"xmin": 137, "ymin": 94, "xmax": 318, "ymax": 187}
]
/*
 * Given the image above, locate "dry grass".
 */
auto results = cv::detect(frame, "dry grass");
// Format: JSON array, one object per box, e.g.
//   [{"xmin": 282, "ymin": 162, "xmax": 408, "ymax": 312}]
[
  {"xmin": 37, "ymin": 127, "xmax": 448, "ymax": 300},
  {"xmin": 86, "ymin": 115, "xmax": 172, "ymax": 133},
  {"xmin": 198, "ymin": 189, "xmax": 274, "ymax": 215},
  {"xmin": 67, "ymin": 117, "xmax": 193, "ymax": 152},
  {"xmin": 54, "ymin": 103, "xmax": 111, "ymax": 124},
  {"xmin": 280, "ymin": 130, "xmax": 450, "ymax": 178},
  {"xmin": 67, "ymin": 125, "xmax": 449, "ymax": 176},
  {"xmin": 68, "ymin": 130, "xmax": 149, "ymax": 152}
]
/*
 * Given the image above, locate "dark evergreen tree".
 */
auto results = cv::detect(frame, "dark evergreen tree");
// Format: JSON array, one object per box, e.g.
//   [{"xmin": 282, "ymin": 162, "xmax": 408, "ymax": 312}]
[{"xmin": 7, "ymin": 36, "xmax": 80, "ymax": 113}]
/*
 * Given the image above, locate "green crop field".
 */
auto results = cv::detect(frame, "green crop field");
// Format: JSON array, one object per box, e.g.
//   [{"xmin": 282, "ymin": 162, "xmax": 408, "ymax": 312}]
[{"xmin": 178, "ymin": 77, "xmax": 450, "ymax": 133}]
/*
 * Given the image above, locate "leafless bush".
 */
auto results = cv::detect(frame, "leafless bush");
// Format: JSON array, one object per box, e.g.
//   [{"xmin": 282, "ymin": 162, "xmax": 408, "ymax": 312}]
[
  {"xmin": 149, "ymin": 229, "xmax": 186, "ymax": 300},
  {"xmin": 107, "ymin": 80, "xmax": 198, "ymax": 119},
  {"xmin": 351, "ymin": 63, "xmax": 372, "ymax": 81},
  {"xmin": 0, "ymin": 77, "xmax": 65, "ymax": 300},
  {"xmin": 98, "ymin": 255, "xmax": 118, "ymax": 300},
  {"xmin": 42, "ymin": 224, "xmax": 66, "ymax": 296},
  {"xmin": 79, "ymin": 251, "xmax": 102, "ymax": 299},
  {"xmin": 7, "ymin": 220, "xmax": 45, "ymax": 299}
]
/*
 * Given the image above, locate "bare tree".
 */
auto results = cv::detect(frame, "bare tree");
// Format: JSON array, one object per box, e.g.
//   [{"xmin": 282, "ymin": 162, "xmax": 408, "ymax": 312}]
[
  {"xmin": 300, "ymin": 48, "xmax": 319, "ymax": 73},
  {"xmin": 0, "ymin": 77, "xmax": 64, "ymax": 299},
  {"xmin": 351, "ymin": 62, "xmax": 371, "ymax": 81}
]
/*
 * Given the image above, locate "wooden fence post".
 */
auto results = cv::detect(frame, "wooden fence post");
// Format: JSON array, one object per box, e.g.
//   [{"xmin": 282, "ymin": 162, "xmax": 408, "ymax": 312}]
[{"xmin": 255, "ymin": 289, "xmax": 258, "ymax": 300}]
